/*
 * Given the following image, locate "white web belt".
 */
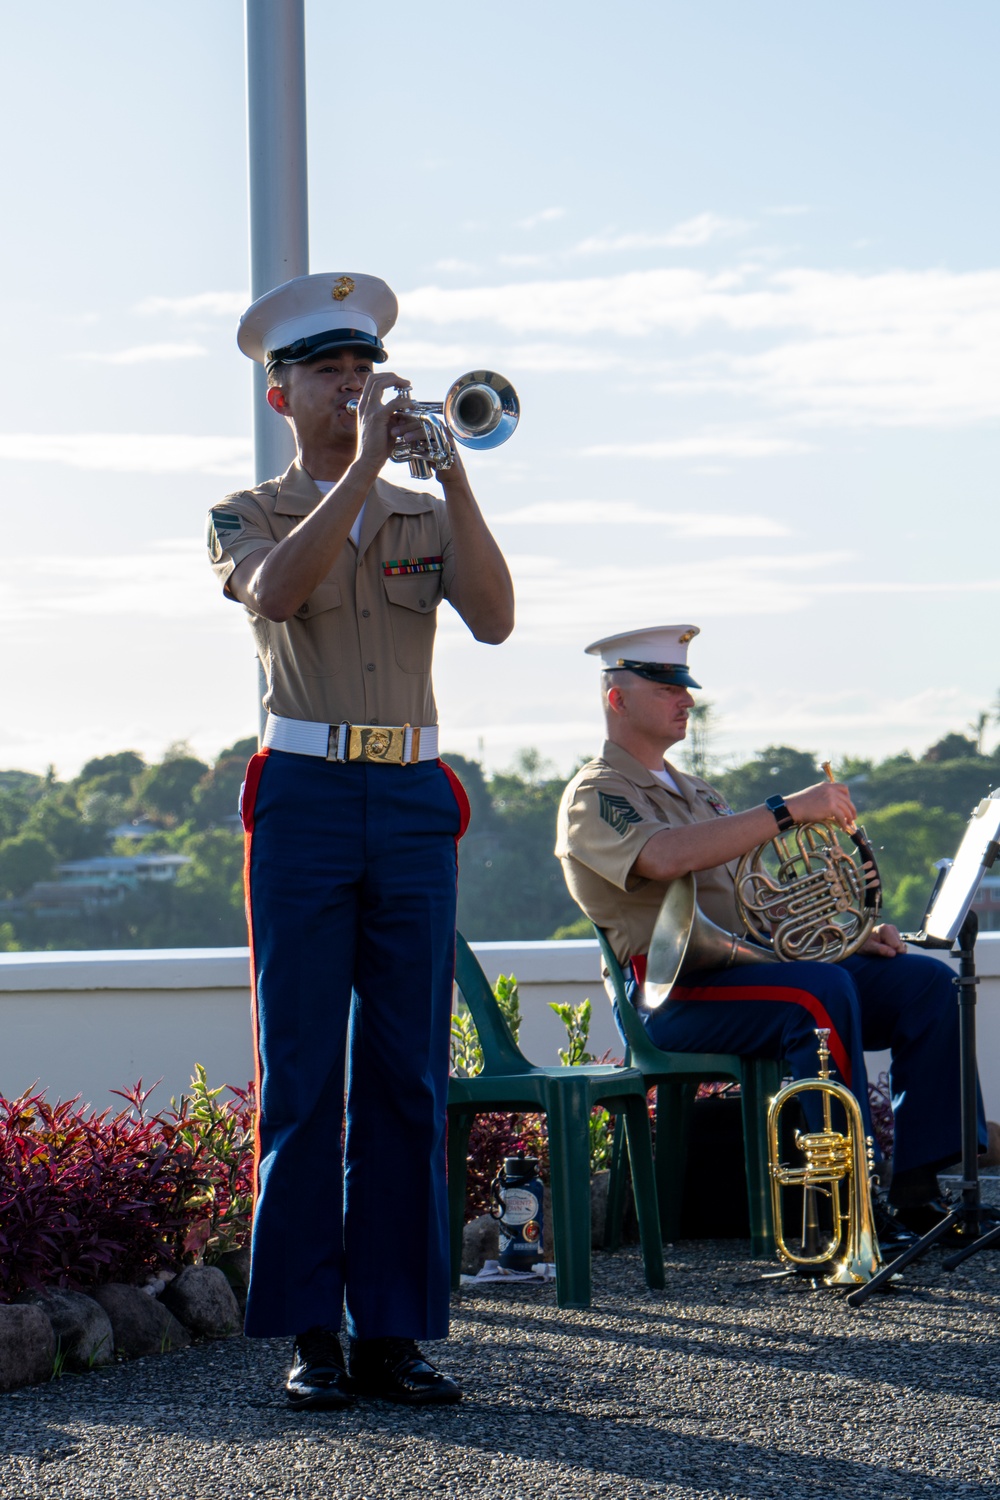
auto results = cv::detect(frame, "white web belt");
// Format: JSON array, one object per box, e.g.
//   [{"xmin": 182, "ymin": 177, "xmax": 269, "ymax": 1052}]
[{"xmin": 263, "ymin": 713, "xmax": 439, "ymax": 765}]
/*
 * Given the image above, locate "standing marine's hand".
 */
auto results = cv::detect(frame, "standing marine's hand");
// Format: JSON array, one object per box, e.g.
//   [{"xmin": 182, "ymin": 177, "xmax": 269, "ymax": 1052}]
[{"xmin": 354, "ymin": 372, "xmax": 421, "ymax": 468}]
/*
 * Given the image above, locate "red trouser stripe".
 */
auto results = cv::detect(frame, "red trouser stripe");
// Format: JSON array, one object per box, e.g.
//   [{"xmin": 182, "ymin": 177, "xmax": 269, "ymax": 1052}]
[
  {"xmin": 240, "ymin": 749, "xmax": 270, "ymax": 1207},
  {"xmin": 630, "ymin": 954, "xmax": 852, "ymax": 1087},
  {"xmin": 437, "ymin": 759, "xmax": 472, "ymax": 843}
]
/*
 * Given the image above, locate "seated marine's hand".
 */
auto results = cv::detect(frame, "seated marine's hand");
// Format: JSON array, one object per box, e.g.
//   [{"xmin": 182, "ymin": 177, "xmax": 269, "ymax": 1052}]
[
  {"xmin": 784, "ymin": 780, "xmax": 857, "ymax": 833},
  {"xmin": 860, "ymin": 923, "xmax": 906, "ymax": 959}
]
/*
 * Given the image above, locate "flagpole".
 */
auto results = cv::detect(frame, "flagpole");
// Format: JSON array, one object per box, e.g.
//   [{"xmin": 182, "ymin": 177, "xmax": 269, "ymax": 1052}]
[{"xmin": 244, "ymin": 0, "xmax": 309, "ymax": 733}]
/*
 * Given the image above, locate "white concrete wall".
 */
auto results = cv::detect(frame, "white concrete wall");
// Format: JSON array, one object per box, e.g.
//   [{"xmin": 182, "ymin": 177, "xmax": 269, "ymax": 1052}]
[{"xmin": 1, "ymin": 938, "xmax": 998, "ymax": 1118}]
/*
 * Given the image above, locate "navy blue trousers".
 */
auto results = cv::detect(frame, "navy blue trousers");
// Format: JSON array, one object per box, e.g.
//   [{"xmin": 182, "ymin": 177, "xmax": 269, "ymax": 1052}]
[
  {"xmin": 241, "ymin": 749, "xmax": 467, "ymax": 1340},
  {"xmin": 637, "ymin": 952, "xmax": 985, "ymax": 1175}
]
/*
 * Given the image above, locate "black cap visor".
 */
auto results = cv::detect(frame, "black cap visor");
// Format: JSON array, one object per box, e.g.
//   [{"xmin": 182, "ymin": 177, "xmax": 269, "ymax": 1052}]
[
  {"xmin": 265, "ymin": 328, "xmax": 387, "ymax": 371},
  {"xmin": 613, "ymin": 660, "xmax": 702, "ymax": 690}
]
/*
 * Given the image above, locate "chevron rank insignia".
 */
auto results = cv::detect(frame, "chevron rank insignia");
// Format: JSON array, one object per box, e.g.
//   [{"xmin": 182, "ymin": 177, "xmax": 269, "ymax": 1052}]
[
  {"xmin": 598, "ymin": 792, "xmax": 642, "ymax": 837},
  {"xmin": 206, "ymin": 509, "xmax": 244, "ymax": 563}
]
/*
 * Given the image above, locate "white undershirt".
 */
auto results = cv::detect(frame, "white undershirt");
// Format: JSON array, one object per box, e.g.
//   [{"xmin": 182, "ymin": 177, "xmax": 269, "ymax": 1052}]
[
  {"xmin": 649, "ymin": 766, "xmax": 681, "ymax": 793},
  {"xmin": 314, "ymin": 480, "xmax": 365, "ymax": 546}
]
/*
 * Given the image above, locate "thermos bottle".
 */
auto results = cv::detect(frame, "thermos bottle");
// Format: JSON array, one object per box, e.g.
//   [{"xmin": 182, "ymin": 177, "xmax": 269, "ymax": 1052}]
[{"xmin": 489, "ymin": 1154, "xmax": 545, "ymax": 1270}]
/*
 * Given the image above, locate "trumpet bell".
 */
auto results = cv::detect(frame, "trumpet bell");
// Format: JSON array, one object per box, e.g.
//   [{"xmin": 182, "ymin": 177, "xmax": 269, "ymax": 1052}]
[{"xmin": 444, "ymin": 370, "xmax": 519, "ymax": 451}]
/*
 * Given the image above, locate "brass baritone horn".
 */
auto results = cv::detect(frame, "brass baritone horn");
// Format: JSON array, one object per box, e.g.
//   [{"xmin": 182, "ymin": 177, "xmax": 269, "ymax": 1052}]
[
  {"xmin": 768, "ymin": 1029, "xmax": 882, "ymax": 1285},
  {"xmin": 348, "ymin": 370, "xmax": 519, "ymax": 480}
]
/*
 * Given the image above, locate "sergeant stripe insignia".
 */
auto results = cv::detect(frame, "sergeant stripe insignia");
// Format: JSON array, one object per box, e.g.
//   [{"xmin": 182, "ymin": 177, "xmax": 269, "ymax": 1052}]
[
  {"xmin": 598, "ymin": 792, "xmax": 642, "ymax": 837},
  {"xmin": 382, "ymin": 556, "xmax": 443, "ymax": 575}
]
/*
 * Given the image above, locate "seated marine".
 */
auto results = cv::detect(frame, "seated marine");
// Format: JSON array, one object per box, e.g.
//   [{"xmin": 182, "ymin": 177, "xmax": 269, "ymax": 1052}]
[{"xmin": 555, "ymin": 624, "xmax": 989, "ymax": 1238}]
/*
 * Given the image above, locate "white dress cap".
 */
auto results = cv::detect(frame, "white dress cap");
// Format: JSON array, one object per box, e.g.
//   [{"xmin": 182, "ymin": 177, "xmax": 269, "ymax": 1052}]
[
  {"xmin": 237, "ymin": 272, "xmax": 398, "ymax": 367},
  {"xmin": 585, "ymin": 624, "xmax": 702, "ymax": 688}
]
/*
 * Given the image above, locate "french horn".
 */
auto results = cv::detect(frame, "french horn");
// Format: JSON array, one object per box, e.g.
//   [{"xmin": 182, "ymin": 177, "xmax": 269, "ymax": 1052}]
[
  {"xmin": 348, "ymin": 370, "xmax": 519, "ymax": 480},
  {"xmin": 644, "ymin": 783, "xmax": 882, "ymax": 1008}
]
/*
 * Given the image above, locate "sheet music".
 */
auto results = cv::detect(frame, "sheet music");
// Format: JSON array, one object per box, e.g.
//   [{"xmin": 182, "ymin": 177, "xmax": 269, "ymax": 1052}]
[{"xmin": 922, "ymin": 791, "xmax": 1000, "ymax": 943}]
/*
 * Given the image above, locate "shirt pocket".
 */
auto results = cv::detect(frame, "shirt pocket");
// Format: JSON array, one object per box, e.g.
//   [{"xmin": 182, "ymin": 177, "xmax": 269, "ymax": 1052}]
[
  {"xmin": 291, "ymin": 579, "xmax": 343, "ymax": 677},
  {"xmin": 382, "ymin": 573, "xmax": 442, "ymax": 674}
]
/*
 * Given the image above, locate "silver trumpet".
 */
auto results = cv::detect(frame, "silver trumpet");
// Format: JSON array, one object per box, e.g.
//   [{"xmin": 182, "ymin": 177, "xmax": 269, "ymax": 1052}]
[{"xmin": 348, "ymin": 369, "xmax": 519, "ymax": 480}]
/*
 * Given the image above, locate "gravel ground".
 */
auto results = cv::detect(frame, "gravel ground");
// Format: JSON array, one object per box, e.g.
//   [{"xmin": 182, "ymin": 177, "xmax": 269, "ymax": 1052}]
[{"xmin": 2, "ymin": 1207, "xmax": 1000, "ymax": 1500}]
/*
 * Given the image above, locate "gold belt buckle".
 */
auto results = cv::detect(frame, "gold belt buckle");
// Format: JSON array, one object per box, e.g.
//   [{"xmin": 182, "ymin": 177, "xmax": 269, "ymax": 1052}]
[{"xmin": 347, "ymin": 724, "xmax": 410, "ymax": 765}]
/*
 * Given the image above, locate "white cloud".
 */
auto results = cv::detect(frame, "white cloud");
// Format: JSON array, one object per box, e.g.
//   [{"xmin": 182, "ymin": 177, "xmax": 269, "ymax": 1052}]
[
  {"xmin": 134, "ymin": 291, "xmax": 247, "ymax": 319},
  {"xmin": 400, "ymin": 264, "xmax": 1000, "ymax": 428},
  {"xmin": 0, "ymin": 552, "xmax": 224, "ymax": 622},
  {"xmin": 581, "ymin": 432, "xmax": 812, "ymax": 460},
  {"xmin": 716, "ymin": 685, "xmax": 985, "ymax": 764},
  {"xmin": 573, "ymin": 213, "xmax": 750, "ymax": 256},
  {"xmin": 432, "ymin": 258, "xmax": 479, "ymax": 274},
  {"xmin": 0, "ymin": 433, "xmax": 251, "ymax": 476},
  {"xmin": 484, "ymin": 549, "xmax": 1000, "ymax": 647},
  {"xmin": 494, "ymin": 501, "xmax": 791, "ymax": 536},
  {"xmin": 517, "ymin": 207, "xmax": 565, "ymax": 231},
  {"xmin": 68, "ymin": 342, "xmax": 209, "ymax": 364}
]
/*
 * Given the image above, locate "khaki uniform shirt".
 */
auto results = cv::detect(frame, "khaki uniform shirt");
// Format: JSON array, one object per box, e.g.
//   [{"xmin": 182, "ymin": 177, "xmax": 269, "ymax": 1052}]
[
  {"xmin": 556, "ymin": 740, "xmax": 741, "ymax": 966},
  {"xmin": 207, "ymin": 461, "xmax": 457, "ymax": 726}
]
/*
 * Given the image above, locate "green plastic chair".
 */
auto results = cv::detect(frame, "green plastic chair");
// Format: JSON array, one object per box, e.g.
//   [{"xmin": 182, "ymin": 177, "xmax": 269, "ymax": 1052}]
[
  {"xmin": 448, "ymin": 932, "xmax": 666, "ymax": 1309},
  {"xmin": 593, "ymin": 925, "xmax": 781, "ymax": 1258}
]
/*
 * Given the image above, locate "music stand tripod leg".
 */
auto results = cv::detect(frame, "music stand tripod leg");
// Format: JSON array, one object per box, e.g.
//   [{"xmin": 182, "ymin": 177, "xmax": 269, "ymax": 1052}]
[{"xmin": 848, "ymin": 911, "xmax": 992, "ymax": 1307}]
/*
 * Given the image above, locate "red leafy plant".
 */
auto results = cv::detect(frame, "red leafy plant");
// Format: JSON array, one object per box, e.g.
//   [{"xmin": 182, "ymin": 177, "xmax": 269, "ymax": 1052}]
[
  {"xmin": 0, "ymin": 1072, "xmax": 256, "ymax": 1303},
  {"xmin": 462, "ymin": 1113, "xmax": 549, "ymax": 1222}
]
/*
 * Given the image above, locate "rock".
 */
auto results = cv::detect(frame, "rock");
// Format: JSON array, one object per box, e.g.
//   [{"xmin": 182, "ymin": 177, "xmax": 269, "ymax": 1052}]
[
  {"xmin": 214, "ymin": 1246, "xmax": 251, "ymax": 1314},
  {"xmin": 0, "ymin": 1303, "xmax": 57, "ymax": 1390},
  {"xmin": 23, "ymin": 1291, "xmax": 114, "ymax": 1372},
  {"xmin": 461, "ymin": 1214, "xmax": 499, "ymax": 1274},
  {"xmin": 91, "ymin": 1284, "xmax": 191, "ymax": 1359},
  {"xmin": 160, "ymin": 1266, "xmax": 241, "ymax": 1338}
]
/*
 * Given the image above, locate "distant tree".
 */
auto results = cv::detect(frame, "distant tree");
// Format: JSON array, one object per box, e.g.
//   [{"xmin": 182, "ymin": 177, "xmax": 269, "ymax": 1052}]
[
  {"xmin": 76, "ymin": 751, "xmax": 146, "ymax": 795},
  {"xmin": 0, "ymin": 833, "xmax": 57, "ymax": 897},
  {"xmin": 923, "ymin": 732, "xmax": 980, "ymax": 763},
  {"xmin": 454, "ymin": 752, "xmax": 580, "ymax": 941},
  {"xmin": 24, "ymin": 793, "xmax": 104, "ymax": 861},
  {"xmin": 679, "ymin": 700, "xmax": 717, "ymax": 780},
  {"xmin": 857, "ymin": 802, "xmax": 965, "ymax": 929},
  {"xmin": 712, "ymin": 747, "xmax": 822, "ymax": 812},
  {"xmin": 440, "ymin": 753, "xmax": 494, "ymax": 830},
  {"xmin": 216, "ymin": 736, "xmax": 258, "ymax": 763},
  {"xmin": 191, "ymin": 756, "xmax": 250, "ymax": 829},
  {"xmin": 968, "ymin": 713, "xmax": 991, "ymax": 756},
  {"xmin": 857, "ymin": 756, "xmax": 998, "ymax": 819},
  {"xmin": 132, "ymin": 753, "xmax": 211, "ymax": 825}
]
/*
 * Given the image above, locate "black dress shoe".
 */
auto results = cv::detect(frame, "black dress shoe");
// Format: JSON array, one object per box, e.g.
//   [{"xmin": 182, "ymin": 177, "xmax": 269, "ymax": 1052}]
[
  {"xmin": 890, "ymin": 1196, "xmax": 969, "ymax": 1247},
  {"xmin": 286, "ymin": 1327, "xmax": 357, "ymax": 1410},
  {"xmin": 349, "ymin": 1337, "xmax": 462, "ymax": 1406},
  {"xmin": 872, "ymin": 1199, "xmax": 919, "ymax": 1254}
]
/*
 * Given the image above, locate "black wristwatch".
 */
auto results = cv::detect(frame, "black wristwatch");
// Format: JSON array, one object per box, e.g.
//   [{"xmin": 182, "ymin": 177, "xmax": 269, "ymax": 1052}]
[{"xmin": 765, "ymin": 793, "xmax": 795, "ymax": 833}]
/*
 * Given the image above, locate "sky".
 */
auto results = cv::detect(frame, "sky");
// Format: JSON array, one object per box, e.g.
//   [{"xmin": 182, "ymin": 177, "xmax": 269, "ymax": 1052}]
[{"xmin": 2, "ymin": 1, "xmax": 998, "ymax": 780}]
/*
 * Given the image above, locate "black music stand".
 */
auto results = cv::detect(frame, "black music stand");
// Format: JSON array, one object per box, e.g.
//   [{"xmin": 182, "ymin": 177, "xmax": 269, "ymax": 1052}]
[{"xmin": 847, "ymin": 791, "xmax": 1000, "ymax": 1308}]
